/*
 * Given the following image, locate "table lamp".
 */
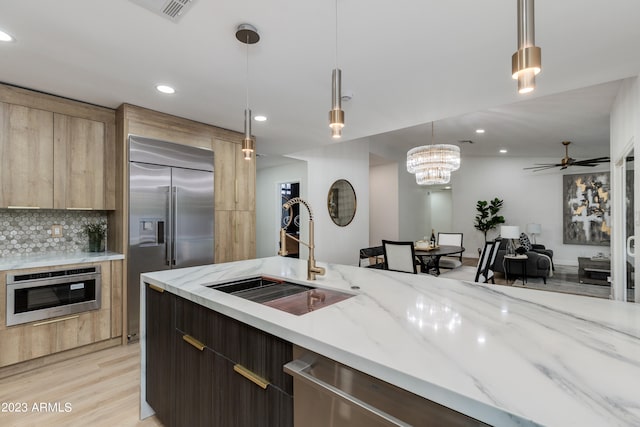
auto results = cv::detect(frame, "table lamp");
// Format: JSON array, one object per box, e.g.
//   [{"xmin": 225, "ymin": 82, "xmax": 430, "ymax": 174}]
[
  {"xmin": 526, "ymin": 223, "xmax": 541, "ymax": 244},
  {"xmin": 501, "ymin": 225, "xmax": 521, "ymax": 256}
]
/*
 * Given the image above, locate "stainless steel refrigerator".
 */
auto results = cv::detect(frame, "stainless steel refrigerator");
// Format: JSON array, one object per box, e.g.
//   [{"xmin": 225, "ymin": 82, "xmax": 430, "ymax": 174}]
[{"xmin": 127, "ymin": 135, "xmax": 214, "ymax": 341}]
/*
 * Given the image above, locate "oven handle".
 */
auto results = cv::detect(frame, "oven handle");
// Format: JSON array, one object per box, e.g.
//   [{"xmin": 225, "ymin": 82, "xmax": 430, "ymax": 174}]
[
  {"xmin": 7, "ymin": 273, "xmax": 101, "ymax": 288},
  {"xmin": 283, "ymin": 359, "xmax": 411, "ymax": 427}
]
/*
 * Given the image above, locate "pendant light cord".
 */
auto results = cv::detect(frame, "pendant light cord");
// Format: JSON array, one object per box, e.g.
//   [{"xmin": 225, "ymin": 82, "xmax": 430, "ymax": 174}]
[
  {"xmin": 245, "ymin": 33, "xmax": 249, "ymax": 110},
  {"xmin": 335, "ymin": 0, "xmax": 338, "ymax": 69},
  {"xmin": 431, "ymin": 121, "xmax": 434, "ymax": 144}
]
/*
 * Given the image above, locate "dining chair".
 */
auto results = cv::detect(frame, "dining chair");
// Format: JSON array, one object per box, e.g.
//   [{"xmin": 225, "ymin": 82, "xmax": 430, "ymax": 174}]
[
  {"xmin": 437, "ymin": 232, "xmax": 463, "ymax": 269},
  {"xmin": 474, "ymin": 241, "xmax": 498, "ymax": 282},
  {"xmin": 358, "ymin": 246, "xmax": 384, "ymax": 269},
  {"xmin": 382, "ymin": 240, "xmax": 418, "ymax": 274},
  {"xmin": 483, "ymin": 240, "xmax": 501, "ymax": 284},
  {"xmin": 438, "ymin": 240, "xmax": 497, "ymax": 283}
]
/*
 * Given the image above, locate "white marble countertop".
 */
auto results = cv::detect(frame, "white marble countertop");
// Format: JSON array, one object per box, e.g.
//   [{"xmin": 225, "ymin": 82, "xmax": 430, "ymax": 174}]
[
  {"xmin": 141, "ymin": 256, "xmax": 640, "ymax": 427},
  {"xmin": 0, "ymin": 251, "xmax": 125, "ymax": 270}
]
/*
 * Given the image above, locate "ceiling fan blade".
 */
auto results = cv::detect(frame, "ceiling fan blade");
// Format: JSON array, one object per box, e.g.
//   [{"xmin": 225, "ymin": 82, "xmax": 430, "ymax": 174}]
[
  {"xmin": 523, "ymin": 163, "xmax": 562, "ymax": 170},
  {"xmin": 572, "ymin": 157, "xmax": 610, "ymax": 166},
  {"xmin": 523, "ymin": 165, "xmax": 562, "ymax": 171},
  {"xmin": 525, "ymin": 141, "xmax": 610, "ymax": 171}
]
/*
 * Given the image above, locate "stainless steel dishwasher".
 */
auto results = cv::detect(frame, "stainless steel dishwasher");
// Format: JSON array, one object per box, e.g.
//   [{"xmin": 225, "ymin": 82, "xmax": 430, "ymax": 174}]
[{"xmin": 284, "ymin": 346, "xmax": 488, "ymax": 427}]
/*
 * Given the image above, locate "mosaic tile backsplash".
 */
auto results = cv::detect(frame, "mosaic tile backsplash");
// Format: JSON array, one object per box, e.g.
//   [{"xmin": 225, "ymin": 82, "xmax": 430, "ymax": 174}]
[{"xmin": 0, "ymin": 209, "xmax": 108, "ymax": 256}]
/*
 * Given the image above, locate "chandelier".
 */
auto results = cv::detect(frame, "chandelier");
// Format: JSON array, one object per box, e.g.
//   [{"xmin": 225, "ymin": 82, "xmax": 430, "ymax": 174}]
[{"xmin": 406, "ymin": 123, "xmax": 460, "ymax": 185}]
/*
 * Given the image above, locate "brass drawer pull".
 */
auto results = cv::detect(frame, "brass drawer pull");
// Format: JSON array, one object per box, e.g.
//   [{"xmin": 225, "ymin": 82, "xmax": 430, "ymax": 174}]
[
  {"xmin": 66, "ymin": 207, "xmax": 93, "ymax": 210},
  {"xmin": 32, "ymin": 315, "xmax": 79, "ymax": 327},
  {"xmin": 148, "ymin": 283, "xmax": 164, "ymax": 293},
  {"xmin": 233, "ymin": 364, "xmax": 269, "ymax": 389},
  {"xmin": 182, "ymin": 334, "xmax": 205, "ymax": 351},
  {"xmin": 7, "ymin": 206, "xmax": 41, "ymax": 209}
]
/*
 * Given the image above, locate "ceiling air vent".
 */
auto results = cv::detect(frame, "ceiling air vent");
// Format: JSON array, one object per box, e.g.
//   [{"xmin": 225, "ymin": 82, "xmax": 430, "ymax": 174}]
[{"xmin": 130, "ymin": 0, "xmax": 196, "ymax": 22}]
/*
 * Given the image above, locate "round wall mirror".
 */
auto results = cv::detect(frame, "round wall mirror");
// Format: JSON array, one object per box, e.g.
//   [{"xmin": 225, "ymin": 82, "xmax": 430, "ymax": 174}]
[{"xmin": 327, "ymin": 179, "xmax": 357, "ymax": 226}]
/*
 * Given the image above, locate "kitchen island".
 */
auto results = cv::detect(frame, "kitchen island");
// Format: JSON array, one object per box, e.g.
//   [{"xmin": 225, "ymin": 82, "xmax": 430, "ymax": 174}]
[{"xmin": 140, "ymin": 256, "xmax": 640, "ymax": 426}]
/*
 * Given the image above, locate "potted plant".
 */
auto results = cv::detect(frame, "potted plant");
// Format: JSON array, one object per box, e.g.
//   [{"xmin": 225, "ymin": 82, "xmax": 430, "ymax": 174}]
[
  {"xmin": 474, "ymin": 198, "xmax": 505, "ymax": 242},
  {"xmin": 83, "ymin": 220, "xmax": 107, "ymax": 252}
]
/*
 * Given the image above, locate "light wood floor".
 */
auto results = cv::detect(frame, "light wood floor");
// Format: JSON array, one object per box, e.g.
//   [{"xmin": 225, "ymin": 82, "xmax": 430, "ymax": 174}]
[{"xmin": 0, "ymin": 343, "xmax": 162, "ymax": 427}]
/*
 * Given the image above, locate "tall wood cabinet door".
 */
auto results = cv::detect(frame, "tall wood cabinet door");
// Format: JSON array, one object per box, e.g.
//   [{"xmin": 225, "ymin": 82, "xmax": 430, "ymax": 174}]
[
  {"xmin": 213, "ymin": 138, "xmax": 236, "ymax": 211},
  {"xmin": 215, "ymin": 210, "xmax": 234, "ymax": 263},
  {"xmin": 233, "ymin": 210, "xmax": 256, "ymax": 261},
  {"xmin": 53, "ymin": 114, "xmax": 106, "ymax": 209},
  {"xmin": 235, "ymin": 143, "xmax": 256, "ymax": 211},
  {"xmin": 145, "ymin": 284, "xmax": 175, "ymax": 427},
  {"xmin": 0, "ymin": 103, "xmax": 54, "ymax": 208},
  {"xmin": 110, "ymin": 260, "xmax": 123, "ymax": 338}
]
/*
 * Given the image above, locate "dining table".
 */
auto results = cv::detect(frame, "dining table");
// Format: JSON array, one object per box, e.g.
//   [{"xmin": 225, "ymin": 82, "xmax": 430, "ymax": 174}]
[{"xmin": 414, "ymin": 244, "xmax": 465, "ymax": 275}]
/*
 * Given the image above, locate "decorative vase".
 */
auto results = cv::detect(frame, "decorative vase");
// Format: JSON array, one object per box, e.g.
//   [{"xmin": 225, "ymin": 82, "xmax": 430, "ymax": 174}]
[{"xmin": 88, "ymin": 232, "xmax": 105, "ymax": 252}]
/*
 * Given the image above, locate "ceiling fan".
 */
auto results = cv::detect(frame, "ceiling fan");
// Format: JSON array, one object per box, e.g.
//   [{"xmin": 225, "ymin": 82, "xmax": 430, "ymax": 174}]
[{"xmin": 524, "ymin": 141, "xmax": 610, "ymax": 171}]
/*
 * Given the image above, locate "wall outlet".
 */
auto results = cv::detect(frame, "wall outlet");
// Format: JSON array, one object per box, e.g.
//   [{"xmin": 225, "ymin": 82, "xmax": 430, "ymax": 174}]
[{"xmin": 51, "ymin": 224, "xmax": 63, "ymax": 237}]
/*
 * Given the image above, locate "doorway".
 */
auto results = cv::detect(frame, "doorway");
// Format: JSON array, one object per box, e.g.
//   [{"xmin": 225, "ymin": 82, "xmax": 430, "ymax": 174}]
[
  {"xmin": 624, "ymin": 149, "xmax": 636, "ymax": 301},
  {"xmin": 280, "ymin": 182, "xmax": 300, "ymax": 258}
]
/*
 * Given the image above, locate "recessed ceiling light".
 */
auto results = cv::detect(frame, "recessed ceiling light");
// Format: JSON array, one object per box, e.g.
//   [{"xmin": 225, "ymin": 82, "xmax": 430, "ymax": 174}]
[
  {"xmin": 444, "ymin": 186, "xmax": 451, "ymax": 190},
  {"xmin": 254, "ymin": 115, "xmax": 267, "ymax": 122},
  {"xmin": 156, "ymin": 84, "xmax": 175, "ymax": 94},
  {"xmin": 475, "ymin": 129, "xmax": 485, "ymax": 134},
  {"xmin": 499, "ymin": 149, "xmax": 508, "ymax": 154},
  {"xmin": 0, "ymin": 30, "xmax": 14, "ymax": 42}
]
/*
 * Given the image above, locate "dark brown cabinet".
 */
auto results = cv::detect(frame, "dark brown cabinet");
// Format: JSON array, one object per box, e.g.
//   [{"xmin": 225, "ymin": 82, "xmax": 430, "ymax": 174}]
[
  {"xmin": 174, "ymin": 332, "xmax": 218, "ymax": 426},
  {"xmin": 145, "ymin": 287, "xmax": 293, "ymax": 427},
  {"xmin": 145, "ymin": 284, "xmax": 175, "ymax": 426}
]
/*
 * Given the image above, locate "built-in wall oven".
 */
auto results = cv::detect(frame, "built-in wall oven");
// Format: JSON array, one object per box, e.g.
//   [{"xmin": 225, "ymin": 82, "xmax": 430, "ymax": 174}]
[{"xmin": 6, "ymin": 266, "xmax": 101, "ymax": 326}]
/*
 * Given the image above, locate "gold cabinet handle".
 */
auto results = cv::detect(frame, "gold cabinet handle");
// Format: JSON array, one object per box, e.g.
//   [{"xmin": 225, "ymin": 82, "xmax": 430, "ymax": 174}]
[
  {"xmin": 66, "ymin": 207, "xmax": 94, "ymax": 210},
  {"xmin": 233, "ymin": 364, "xmax": 270, "ymax": 389},
  {"xmin": 8, "ymin": 206, "xmax": 41, "ymax": 209},
  {"xmin": 182, "ymin": 334, "xmax": 205, "ymax": 351},
  {"xmin": 32, "ymin": 315, "xmax": 79, "ymax": 327},
  {"xmin": 148, "ymin": 283, "xmax": 164, "ymax": 293}
]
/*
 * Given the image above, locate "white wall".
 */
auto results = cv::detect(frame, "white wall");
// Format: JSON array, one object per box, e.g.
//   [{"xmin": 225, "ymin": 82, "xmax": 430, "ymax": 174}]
[
  {"xmin": 398, "ymin": 161, "xmax": 430, "ymax": 240},
  {"xmin": 610, "ymin": 76, "xmax": 639, "ymax": 301},
  {"xmin": 451, "ymin": 157, "xmax": 610, "ymax": 265},
  {"xmin": 255, "ymin": 160, "xmax": 307, "ymax": 259},
  {"xmin": 430, "ymin": 190, "xmax": 453, "ymax": 235},
  {"xmin": 292, "ymin": 139, "xmax": 370, "ymax": 265},
  {"xmin": 369, "ymin": 163, "xmax": 399, "ymax": 246}
]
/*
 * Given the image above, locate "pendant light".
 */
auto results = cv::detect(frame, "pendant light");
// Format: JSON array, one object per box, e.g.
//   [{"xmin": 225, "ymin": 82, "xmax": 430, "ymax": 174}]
[
  {"xmin": 406, "ymin": 122, "xmax": 461, "ymax": 185},
  {"xmin": 328, "ymin": 0, "xmax": 344, "ymax": 139},
  {"xmin": 236, "ymin": 23, "xmax": 260, "ymax": 160},
  {"xmin": 512, "ymin": 0, "xmax": 541, "ymax": 94}
]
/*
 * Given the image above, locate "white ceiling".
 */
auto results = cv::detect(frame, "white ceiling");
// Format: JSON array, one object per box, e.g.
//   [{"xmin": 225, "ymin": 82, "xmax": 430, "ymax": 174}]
[{"xmin": 1, "ymin": 1, "xmax": 639, "ymax": 167}]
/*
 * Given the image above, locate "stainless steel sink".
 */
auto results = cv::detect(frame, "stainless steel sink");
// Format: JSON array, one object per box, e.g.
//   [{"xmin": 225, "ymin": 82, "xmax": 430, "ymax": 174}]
[
  {"xmin": 207, "ymin": 276, "xmax": 314, "ymax": 303},
  {"xmin": 206, "ymin": 276, "xmax": 355, "ymax": 315}
]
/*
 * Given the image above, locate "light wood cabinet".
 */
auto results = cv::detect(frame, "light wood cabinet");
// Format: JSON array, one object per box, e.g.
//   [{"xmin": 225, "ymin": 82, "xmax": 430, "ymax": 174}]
[
  {"xmin": 212, "ymin": 138, "xmax": 256, "ymax": 263},
  {"xmin": 235, "ymin": 142, "xmax": 256, "ymax": 212},
  {"xmin": 212, "ymin": 138, "xmax": 255, "ymax": 212},
  {"xmin": 0, "ymin": 85, "xmax": 116, "ymax": 210},
  {"xmin": 53, "ymin": 114, "xmax": 108, "ymax": 209},
  {"xmin": 215, "ymin": 210, "xmax": 256, "ymax": 263},
  {"xmin": 233, "ymin": 210, "xmax": 256, "ymax": 261},
  {"xmin": 213, "ymin": 138, "xmax": 236, "ymax": 211},
  {"xmin": 0, "ymin": 261, "xmax": 114, "ymax": 368},
  {"xmin": 0, "ymin": 102, "xmax": 54, "ymax": 208}
]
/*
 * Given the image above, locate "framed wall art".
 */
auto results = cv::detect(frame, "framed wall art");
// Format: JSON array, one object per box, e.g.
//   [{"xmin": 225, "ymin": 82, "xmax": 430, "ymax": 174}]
[{"xmin": 562, "ymin": 172, "xmax": 611, "ymax": 246}]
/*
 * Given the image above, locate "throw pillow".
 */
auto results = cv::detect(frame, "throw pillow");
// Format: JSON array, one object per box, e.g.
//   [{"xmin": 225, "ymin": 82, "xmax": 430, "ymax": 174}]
[{"xmin": 519, "ymin": 233, "xmax": 532, "ymax": 251}]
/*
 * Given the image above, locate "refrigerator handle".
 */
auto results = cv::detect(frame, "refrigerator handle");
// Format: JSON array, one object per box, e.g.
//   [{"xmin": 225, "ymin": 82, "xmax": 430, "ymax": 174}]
[
  {"xmin": 165, "ymin": 186, "xmax": 172, "ymax": 266},
  {"xmin": 172, "ymin": 186, "xmax": 177, "ymax": 266}
]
